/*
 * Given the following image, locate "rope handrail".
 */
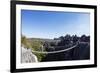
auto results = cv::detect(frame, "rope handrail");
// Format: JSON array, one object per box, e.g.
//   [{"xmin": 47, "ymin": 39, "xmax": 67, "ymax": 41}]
[{"xmin": 32, "ymin": 42, "xmax": 79, "ymax": 54}]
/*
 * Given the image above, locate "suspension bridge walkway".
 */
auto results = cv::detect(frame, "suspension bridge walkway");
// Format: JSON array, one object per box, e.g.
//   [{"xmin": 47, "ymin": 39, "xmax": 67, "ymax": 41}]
[{"xmin": 32, "ymin": 41, "xmax": 79, "ymax": 54}]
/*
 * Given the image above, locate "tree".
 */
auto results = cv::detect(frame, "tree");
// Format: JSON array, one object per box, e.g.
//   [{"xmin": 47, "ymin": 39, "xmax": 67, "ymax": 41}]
[
  {"xmin": 64, "ymin": 34, "xmax": 71, "ymax": 45},
  {"xmin": 80, "ymin": 35, "xmax": 90, "ymax": 42},
  {"xmin": 72, "ymin": 35, "xmax": 79, "ymax": 44},
  {"xmin": 58, "ymin": 36, "xmax": 65, "ymax": 46},
  {"xmin": 58, "ymin": 34, "xmax": 72, "ymax": 46},
  {"xmin": 59, "ymin": 36, "xmax": 64, "ymax": 41}
]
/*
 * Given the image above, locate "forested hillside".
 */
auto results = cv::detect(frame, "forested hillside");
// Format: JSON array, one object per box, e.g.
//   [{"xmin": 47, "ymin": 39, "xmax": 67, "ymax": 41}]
[{"xmin": 21, "ymin": 34, "xmax": 90, "ymax": 63}]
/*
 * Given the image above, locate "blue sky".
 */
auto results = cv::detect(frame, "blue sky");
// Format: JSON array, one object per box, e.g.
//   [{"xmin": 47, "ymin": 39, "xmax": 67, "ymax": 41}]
[{"xmin": 21, "ymin": 10, "xmax": 90, "ymax": 39}]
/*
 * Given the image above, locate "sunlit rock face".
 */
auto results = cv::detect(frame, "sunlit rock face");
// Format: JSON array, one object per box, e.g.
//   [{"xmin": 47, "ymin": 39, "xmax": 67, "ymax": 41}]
[{"xmin": 21, "ymin": 47, "xmax": 38, "ymax": 63}]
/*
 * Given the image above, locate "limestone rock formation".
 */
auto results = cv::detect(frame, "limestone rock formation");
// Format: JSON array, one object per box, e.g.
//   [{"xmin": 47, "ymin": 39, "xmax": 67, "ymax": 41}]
[{"xmin": 21, "ymin": 47, "xmax": 38, "ymax": 63}]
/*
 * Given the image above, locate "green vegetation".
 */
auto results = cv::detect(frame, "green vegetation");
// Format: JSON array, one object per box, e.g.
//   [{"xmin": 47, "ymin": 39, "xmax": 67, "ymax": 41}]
[
  {"xmin": 30, "ymin": 40, "xmax": 46, "ymax": 61},
  {"xmin": 21, "ymin": 35, "xmax": 32, "ymax": 49},
  {"xmin": 21, "ymin": 35, "xmax": 46, "ymax": 62},
  {"xmin": 21, "ymin": 34, "xmax": 90, "ymax": 62}
]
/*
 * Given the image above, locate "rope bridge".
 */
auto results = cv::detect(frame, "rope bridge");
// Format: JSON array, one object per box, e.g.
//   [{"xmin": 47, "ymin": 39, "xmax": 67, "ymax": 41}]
[{"xmin": 32, "ymin": 42, "xmax": 79, "ymax": 54}]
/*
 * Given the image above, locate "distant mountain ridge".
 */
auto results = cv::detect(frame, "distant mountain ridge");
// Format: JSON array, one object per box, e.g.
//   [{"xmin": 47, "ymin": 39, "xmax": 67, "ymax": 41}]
[{"xmin": 28, "ymin": 37, "xmax": 60, "ymax": 43}]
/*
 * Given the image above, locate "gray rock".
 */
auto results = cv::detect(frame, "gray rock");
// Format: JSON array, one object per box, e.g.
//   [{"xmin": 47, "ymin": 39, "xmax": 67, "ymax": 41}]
[{"xmin": 21, "ymin": 47, "xmax": 38, "ymax": 63}]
